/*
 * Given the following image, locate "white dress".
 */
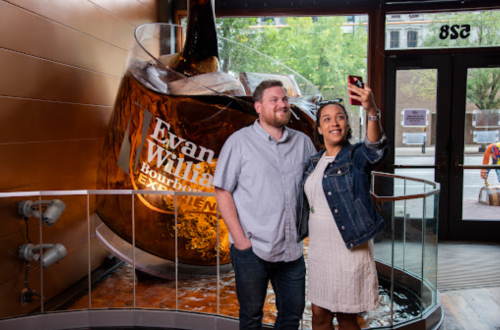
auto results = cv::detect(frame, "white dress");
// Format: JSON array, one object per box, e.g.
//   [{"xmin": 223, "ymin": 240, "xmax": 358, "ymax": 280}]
[{"xmin": 305, "ymin": 154, "xmax": 379, "ymax": 313}]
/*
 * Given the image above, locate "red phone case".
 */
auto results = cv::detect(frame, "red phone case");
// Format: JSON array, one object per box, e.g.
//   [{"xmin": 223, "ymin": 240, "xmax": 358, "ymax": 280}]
[{"xmin": 348, "ymin": 75, "xmax": 363, "ymax": 106}]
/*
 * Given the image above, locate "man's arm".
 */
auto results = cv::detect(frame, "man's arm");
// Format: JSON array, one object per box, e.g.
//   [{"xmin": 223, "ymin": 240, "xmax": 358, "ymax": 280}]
[{"xmin": 214, "ymin": 187, "xmax": 252, "ymax": 250}]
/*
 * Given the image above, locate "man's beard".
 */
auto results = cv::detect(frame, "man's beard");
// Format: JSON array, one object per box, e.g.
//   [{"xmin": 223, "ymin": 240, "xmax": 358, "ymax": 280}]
[{"xmin": 267, "ymin": 110, "xmax": 291, "ymax": 128}]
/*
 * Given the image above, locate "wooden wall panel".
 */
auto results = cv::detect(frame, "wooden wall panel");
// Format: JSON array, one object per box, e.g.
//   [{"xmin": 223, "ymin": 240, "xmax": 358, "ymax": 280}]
[
  {"xmin": 0, "ymin": 97, "xmax": 112, "ymax": 143},
  {"xmin": 0, "ymin": 231, "xmax": 41, "ymax": 287},
  {"xmin": 0, "ymin": 49, "xmax": 120, "ymax": 105},
  {"xmin": 0, "ymin": 0, "xmax": 158, "ymax": 320},
  {"xmin": 41, "ymin": 207, "xmax": 95, "ymax": 251},
  {"xmin": 89, "ymin": 0, "xmax": 157, "ymax": 27},
  {"xmin": 0, "ymin": 171, "xmax": 102, "ymax": 242},
  {"xmin": 0, "ymin": 1, "xmax": 127, "ymax": 77},
  {"xmin": 0, "ymin": 198, "xmax": 99, "ymax": 279},
  {"xmin": 0, "ymin": 237, "xmax": 109, "ymax": 318},
  {"xmin": 0, "ymin": 139, "xmax": 104, "ymax": 191},
  {"xmin": 5, "ymin": 0, "xmax": 136, "ymax": 50},
  {"xmin": 0, "ymin": 263, "xmax": 42, "ymax": 318},
  {"xmin": 0, "ymin": 196, "xmax": 42, "ymax": 240},
  {"xmin": 137, "ymin": 0, "xmax": 159, "ymax": 12},
  {"xmin": 42, "ymin": 239, "xmax": 109, "ymax": 311},
  {"xmin": 21, "ymin": 169, "xmax": 103, "ymax": 192},
  {"xmin": 0, "ymin": 194, "xmax": 98, "ymax": 241}
]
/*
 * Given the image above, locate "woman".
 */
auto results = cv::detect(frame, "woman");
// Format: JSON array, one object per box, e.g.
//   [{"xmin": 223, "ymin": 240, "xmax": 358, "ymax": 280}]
[{"xmin": 297, "ymin": 82, "xmax": 388, "ymax": 330}]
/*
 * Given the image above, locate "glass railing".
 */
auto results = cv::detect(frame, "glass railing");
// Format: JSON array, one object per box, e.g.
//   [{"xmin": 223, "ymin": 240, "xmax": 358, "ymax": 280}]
[
  {"xmin": 370, "ymin": 172, "xmax": 440, "ymax": 328},
  {"xmin": 0, "ymin": 172, "xmax": 441, "ymax": 329}
]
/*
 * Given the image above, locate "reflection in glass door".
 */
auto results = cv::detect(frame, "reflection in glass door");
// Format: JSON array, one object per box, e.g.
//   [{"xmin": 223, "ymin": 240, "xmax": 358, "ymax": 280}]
[
  {"xmin": 393, "ymin": 69, "xmax": 438, "ymax": 222},
  {"xmin": 386, "ymin": 55, "xmax": 452, "ymax": 240},
  {"xmin": 461, "ymin": 67, "xmax": 500, "ymax": 221},
  {"xmin": 386, "ymin": 52, "xmax": 500, "ymax": 240},
  {"xmin": 394, "ymin": 69, "xmax": 437, "ymax": 182}
]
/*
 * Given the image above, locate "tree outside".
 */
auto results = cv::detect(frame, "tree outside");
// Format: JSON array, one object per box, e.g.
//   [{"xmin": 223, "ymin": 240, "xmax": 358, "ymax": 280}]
[
  {"xmin": 402, "ymin": 10, "xmax": 500, "ymax": 111},
  {"xmin": 216, "ymin": 16, "xmax": 369, "ymax": 116}
]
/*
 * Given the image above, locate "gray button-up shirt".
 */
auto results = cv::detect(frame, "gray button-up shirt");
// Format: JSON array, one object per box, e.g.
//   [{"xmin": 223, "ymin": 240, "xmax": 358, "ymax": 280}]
[{"xmin": 213, "ymin": 120, "xmax": 316, "ymax": 262}]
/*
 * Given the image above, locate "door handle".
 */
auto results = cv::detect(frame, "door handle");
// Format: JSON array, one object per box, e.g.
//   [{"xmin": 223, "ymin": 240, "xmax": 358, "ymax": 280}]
[
  {"xmin": 454, "ymin": 157, "xmax": 500, "ymax": 177},
  {"xmin": 455, "ymin": 157, "xmax": 460, "ymax": 177},
  {"xmin": 436, "ymin": 153, "xmax": 447, "ymax": 172}
]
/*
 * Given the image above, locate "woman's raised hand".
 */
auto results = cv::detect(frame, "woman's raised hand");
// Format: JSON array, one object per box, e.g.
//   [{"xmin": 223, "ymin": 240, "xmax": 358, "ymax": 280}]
[{"xmin": 347, "ymin": 82, "xmax": 377, "ymax": 116}]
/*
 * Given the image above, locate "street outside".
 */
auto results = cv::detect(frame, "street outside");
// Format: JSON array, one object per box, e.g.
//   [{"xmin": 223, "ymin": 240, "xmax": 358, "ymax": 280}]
[{"xmin": 392, "ymin": 146, "xmax": 499, "ymax": 221}]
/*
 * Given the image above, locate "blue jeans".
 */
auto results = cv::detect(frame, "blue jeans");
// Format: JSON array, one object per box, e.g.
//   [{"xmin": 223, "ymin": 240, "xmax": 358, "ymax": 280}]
[{"xmin": 230, "ymin": 245, "xmax": 306, "ymax": 330}]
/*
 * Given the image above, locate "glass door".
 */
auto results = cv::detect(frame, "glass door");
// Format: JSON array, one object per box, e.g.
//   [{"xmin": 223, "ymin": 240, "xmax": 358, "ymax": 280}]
[
  {"xmin": 385, "ymin": 55, "xmax": 453, "ymax": 240},
  {"xmin": 385, "ymin": 53, "xmax": 500, "ymax": 241},
  {"xmin": 448, "ymin": 55, "xmax": 500, "ymax": 241}
]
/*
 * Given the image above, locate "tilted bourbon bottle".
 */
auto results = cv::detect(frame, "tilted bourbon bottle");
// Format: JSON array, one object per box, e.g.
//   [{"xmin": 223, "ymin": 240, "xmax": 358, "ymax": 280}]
[{"xmin": 171, "ymin": 0, "xmax": 220, "ymax": 77}]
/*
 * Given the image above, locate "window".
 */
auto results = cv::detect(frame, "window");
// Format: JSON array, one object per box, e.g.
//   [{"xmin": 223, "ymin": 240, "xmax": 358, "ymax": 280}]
[
  {"xmin": 259, "ymin": 17, "xmax": 275, "ymax": 24},
  {"xmin": 407, "ymin": 31, "xmax": 418, "ymax": 48},
  {"xmin": 390, "ymin": 31, "xmax": 400, "ymax": 48},
  {"xmin": 385, "ymin": 10, "xmax": 500, "ymax": 50},
  {"xmin": 216, "ymin": 15, "xmax": 369, "ymax": 102}
]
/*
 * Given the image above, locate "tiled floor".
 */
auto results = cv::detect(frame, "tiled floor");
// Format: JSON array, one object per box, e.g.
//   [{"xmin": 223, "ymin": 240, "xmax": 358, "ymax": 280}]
[
  {"xmin": 440, "ymin": 287, "xmax": 500, "ymax": 330},
  {"xmin": 437, "ymin": 242, "xmax": 500, "ymax": 330},
  {"xmin": 64, "ymin": 241, "xmax": 500, "ymax": 329}
]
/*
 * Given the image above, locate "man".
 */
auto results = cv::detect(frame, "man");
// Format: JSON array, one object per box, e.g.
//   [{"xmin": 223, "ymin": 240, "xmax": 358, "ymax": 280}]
[{"xmin": 213, "ymin": 80, "xmax": 316, "ymax": 329}]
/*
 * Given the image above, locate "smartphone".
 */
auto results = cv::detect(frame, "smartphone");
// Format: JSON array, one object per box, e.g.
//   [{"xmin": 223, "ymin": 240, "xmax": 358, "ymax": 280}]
[{"xmin": 348, "ymin": 75, "xmax": 364, "ymax": 106}]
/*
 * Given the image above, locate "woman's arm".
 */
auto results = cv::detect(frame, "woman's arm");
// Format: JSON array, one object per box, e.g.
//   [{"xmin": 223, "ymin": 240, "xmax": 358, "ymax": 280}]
[
  {"xmin": 347, "ymin": 82, "xmax": 383, "ymax": 143},
  {"xmin": 348, "ymin": 82, "xmax": 388, "ymax": 171}
]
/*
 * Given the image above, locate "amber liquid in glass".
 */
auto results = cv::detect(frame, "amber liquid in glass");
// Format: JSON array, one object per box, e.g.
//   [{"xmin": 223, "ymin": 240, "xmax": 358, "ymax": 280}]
[{"xmin": 96, "ymin": 67, "xmax": 315, "ymax": 265}]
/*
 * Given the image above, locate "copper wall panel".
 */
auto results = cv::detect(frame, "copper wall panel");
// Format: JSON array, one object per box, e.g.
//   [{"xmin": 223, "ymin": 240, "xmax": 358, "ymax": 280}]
[
  {"xmin": 0, "ymin": 0, "xmax": 158, "ymax": 318},
  {"xmin": 0, "ymin": 2, "xmax": 127, "ymax": 77},
  {"xmin": 42, "ymin": 238, "xmax": 109, "ymax": 310},
  {"xmin": 0, "ymin": 197, "xmax": 41, "ymax": 240},
  {"xmin": 0, "ymin": 139, "xmax": 104, "ymax": 191},
  {"xmin": 49, "ymin": 169, "xmax": 101, "ymax": 192},
  {"xmin": 0, "ymin": 169, "xmax": 100, "ymax": 198},
  {"xmin": 89, "ymin": 213, "xmax": 101, "ymax": 239},
  {"xmin": 0, "ymin": 264, "xmax": 41, "ymax": 318},
  {"xmin": 42, "ymin": 207, "xmax": 96, "ymax": 251},
  {"xmin": 0, "ymin": 97, "xmax": 112, "ymax": 143},
  {"xmin": 89, "ymin": 0, "xmax": 158, "ymax": 27},
  {"xmin": 0, "ymin": 197, "xmax": 92, "ymax": 236},
  {"xmin": 0, "ymin": 237, "xmax": 108, "ymax": 318},
  {"xmin": 0, "ymin": 231, "xmax": 40, "ymax": 286},
  {"xmin": 137, "ymin": 0, "xmax": 159, "ymax": 12},
  {"xmin": 21, "ymin": 169, "xmax": 104, "ymax": 192},
  {"xmin": 5, "ymin": 0, "xmax": 136, "ymax": 50},
  {"xmin": 0, "ymin": 192, "xmax": 98, "ymax": 242},
  {"xmin": 0, "ymin": 49, "xmax": 120, "ymax": 105}
]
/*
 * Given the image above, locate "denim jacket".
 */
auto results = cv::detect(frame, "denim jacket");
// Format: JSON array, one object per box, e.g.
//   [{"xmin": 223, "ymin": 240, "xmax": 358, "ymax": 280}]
[{"xmin": 296, "ymin": 138, "xmax": 389, "ymax": 249}]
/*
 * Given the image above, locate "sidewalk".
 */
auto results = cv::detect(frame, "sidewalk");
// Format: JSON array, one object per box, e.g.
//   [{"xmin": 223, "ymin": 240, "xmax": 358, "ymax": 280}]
[
  {"xmin": 462, "ymin": 198, "xmax": 499, "ymax": 220},
  {"xmin": 395, "ymin": 145, "xmax": 484, "ymax": 157}
]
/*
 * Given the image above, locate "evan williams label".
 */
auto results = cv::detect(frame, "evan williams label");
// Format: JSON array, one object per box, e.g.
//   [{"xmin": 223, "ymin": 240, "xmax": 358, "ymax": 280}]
[
  {"xmin": 139, "ymin": 117, "xmax": 216, "ymax": 193},
  {"xmin": 117, "ymin": 103, "xmax": 217, "ymax": 197}
]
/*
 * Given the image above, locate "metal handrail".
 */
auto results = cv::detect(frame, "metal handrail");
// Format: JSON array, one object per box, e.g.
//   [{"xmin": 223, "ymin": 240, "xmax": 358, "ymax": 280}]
[
  {"xmin": 0, "ymin": 189, "xmax": 216, "ymax": 198},
  {"xmin": 456, "ymin": 164, "xmax": 500, "ymax": 170},
  {"xmin": 371, "ymin": 171, "xmax": 440, "ymax": 202}
]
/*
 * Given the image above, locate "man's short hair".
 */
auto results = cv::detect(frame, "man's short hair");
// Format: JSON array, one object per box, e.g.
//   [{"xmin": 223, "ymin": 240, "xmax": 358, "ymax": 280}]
[{"xmin": 253, "ymin": 80, "xmax": 285, "ymax": 103}]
